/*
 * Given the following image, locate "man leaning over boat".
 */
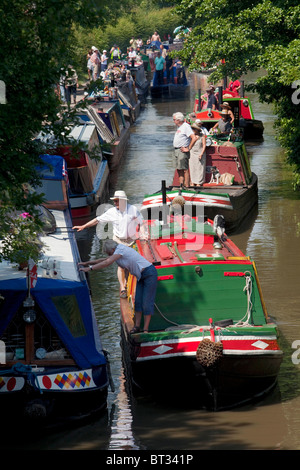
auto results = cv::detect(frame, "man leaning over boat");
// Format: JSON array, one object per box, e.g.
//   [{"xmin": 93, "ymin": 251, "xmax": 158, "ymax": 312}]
[
  {"xmin": 78, "ymin": 240, "xmax": 158, "ymax": 334},
  {"xmin": 72, "ymin": 190, "xmax": 144, "ymax": 298}
]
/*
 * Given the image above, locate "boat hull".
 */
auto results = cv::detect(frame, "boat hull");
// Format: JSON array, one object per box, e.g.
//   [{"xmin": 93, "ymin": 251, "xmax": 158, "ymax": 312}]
[
  {"xmin": 142, "ymin": 173, "xmax": 258, "ymax": 234},
  {"xmin": 0, "ymin": 365, "xmax": 108, "ymax": 424},
  {"xmin": 120, "ymin": 321, "xmax": 282, "ymax": 411}
]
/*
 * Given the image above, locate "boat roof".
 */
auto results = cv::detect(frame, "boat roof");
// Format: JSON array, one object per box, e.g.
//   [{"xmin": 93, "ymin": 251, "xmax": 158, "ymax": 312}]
[
  {"xmin": 137, "ymin": 219, "xmax": 246, "ymax": 267},
  {"xmin": 0, "ymin": 155, "xmax": 105, "ymax": 368}
]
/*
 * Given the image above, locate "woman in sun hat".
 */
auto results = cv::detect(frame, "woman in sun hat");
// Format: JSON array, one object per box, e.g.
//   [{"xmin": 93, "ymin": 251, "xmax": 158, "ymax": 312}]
[
  {"xmin": 220, "ymin": 101, "xmax": 234, "ymax": 124},
  {"xmin": 189, "ymin": 122, "xmax": 207, "ymax": 187}
]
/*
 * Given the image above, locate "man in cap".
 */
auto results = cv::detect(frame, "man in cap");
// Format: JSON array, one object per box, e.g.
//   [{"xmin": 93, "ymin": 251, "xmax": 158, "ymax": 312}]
[
  {"xmin": 101, "ymin": 50, "xmax": 108, "ymax": 72},
  {"xmin": 172, "ymin": 112, "xmax": 197, "ymax": 187},
  {"xmin": 73, "ymin": 190, "xmax": 143, "ymax": 297}
]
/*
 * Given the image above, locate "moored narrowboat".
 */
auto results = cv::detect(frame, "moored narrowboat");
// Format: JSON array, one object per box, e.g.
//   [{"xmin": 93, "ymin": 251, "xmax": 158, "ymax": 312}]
[
  {"xmin": 141, "ymin": 138, "xmax": 258, "ymax": 233},
  {"xmin": 120, "ymin": 215, "xmax": 283, "ymax": 411},
  {"xmin": 0, "ymin": 155, "xmax": 109, "ymax": 424},
  {"xmin": 190, "ymin": 83, "xmax": 264, "ymax": 140}
]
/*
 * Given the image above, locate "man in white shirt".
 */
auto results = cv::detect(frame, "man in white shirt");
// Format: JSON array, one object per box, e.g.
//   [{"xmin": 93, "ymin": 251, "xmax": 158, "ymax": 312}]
[
  {"xmin": 73, "ymin": 190, "xmax": 143, "ymax": 297},
  {"xmin": 172, "ymin": 112, "xmax": 197, "ymax": 187}
]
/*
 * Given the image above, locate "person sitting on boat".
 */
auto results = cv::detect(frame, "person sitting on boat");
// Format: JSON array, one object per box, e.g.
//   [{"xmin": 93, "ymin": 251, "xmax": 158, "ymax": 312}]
[
  {"xmin": 151, "ymin": 31, "xmax": 161, "ymax": 42},
  {"xmin": 211, "ymin": 110, "xmax": 233, "ymax": 135},
  {"xmin": 72, "ymin": 190, "xmax": 144, "ymax": 298},
  {"xmin": 189, "ymin": 122, "xmax": 207, "ymax": 188},
  {"xmin": 220, "ymin": 102, "xmax": 234, "ymax": 124},
  {"xmin": 78, "ymin": 239, "xmax": 158, "ymax": 334},
  {"xmin": 173, "ymin": 112, "xmax": 197, "ymax": 188},
  {"xmin": 226, "ymin": 79, "xmax": 241, "ymax": 96},
  {"xmin": 154, "ymin": 51, "xmax": 165, "ymax": 85}
]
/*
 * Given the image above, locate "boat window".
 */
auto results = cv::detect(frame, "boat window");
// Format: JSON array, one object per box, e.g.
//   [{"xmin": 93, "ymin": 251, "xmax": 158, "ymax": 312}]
[
  {"xmin": 52, "ymin": 295, "xmax": 86, "ymax": 338},
  {"xmin": 35, "ymin": 180, "xmax": 64, "ymax": 202}
]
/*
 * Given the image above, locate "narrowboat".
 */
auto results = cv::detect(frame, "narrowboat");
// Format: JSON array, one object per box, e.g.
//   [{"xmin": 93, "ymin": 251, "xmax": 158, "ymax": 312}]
[
  {"xmin": 0, "ymin": 155, "xmax": 109, "ymax": 424},
  {"xmin": 37, "ymin": 121, "xmax": 110, "ymax": 225},
  {"xmin": 190, "ymin": 83, "xmax": 264, "ymax": 140},
  {"xmin": 150, "ymin": 64, "xmax": 190, "ymax": 99},
  {"xmin": 53, "ymin": 122, "xmax": 110, "ymax": 225},
  {"xmin": 77, "ymin": 100, "xmax": 130, "ymax": 171},
  {"xmin": 141, "ymin": 137, "xmax": 258, "ymax": 233},
  {"xmin": 120, "ymin": 215, "xmax": 283, "ymax": 411}
]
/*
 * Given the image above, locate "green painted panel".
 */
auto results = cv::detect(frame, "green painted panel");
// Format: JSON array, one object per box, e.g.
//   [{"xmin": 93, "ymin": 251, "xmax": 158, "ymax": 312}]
[{"xmin": 152, "ymin": 263, "xmax": 266, "ymax": 330}]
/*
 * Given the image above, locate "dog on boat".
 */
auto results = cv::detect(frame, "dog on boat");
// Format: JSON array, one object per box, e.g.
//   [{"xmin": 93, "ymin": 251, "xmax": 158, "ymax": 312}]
[{"xmin": 209, "ymin": 166, "xmax": 221, "ymax": 184}]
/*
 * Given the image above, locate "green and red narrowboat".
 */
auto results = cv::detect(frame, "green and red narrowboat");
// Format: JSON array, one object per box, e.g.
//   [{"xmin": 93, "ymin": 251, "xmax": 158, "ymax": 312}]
[
  {"xmin": 141, "ymin": 139, "xmax": 258, "ymax": 234},
  {"xmin": 190, "ymin": 85, "xmax": 264, "ymax": 140},
  {"xmin": 120, "ymin": 216, "xmax": 283, "ymax": 411}
]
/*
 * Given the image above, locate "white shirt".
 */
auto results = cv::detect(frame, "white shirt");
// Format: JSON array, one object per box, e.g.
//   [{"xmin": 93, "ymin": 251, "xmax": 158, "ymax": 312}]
[
  {"xmin": 114, "ymin": 244, "xmax": 151, "ymax": 280},
  {"xmin": 173, "ymin": 121, "xmax": 193, "ymax": 148},
  {"xmin": 96, "ymin": 203, "xmax": 142, "ymax": 240}
]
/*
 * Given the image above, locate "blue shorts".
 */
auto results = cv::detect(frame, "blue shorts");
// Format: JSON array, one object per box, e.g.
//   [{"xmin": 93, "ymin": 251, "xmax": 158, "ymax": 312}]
[{"xmin": 135, "ymin": 265, "xmax": 158, "ymax": 316}]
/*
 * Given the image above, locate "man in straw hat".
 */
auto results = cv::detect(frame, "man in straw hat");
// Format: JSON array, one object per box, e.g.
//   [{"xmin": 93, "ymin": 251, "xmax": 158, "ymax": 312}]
[
  {"xmin": 212, "ymin": 109, "xmax": 233, "ymax": 135},
  {"xmin": 73, "ymin": 190, "xmax": 143, "ymax": 298}
]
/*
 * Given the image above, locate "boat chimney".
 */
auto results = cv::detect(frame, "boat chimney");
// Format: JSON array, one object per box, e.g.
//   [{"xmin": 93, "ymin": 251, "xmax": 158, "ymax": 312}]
[
  {"xmin": 223, "ymin": 76, "xmax": 227, "ymax": 89},
  {"xmin": 198, "ymin": 89, "xmax": 201, "ymax": 111},
  {"xmin": 161, "ymin": 180, "xmax": 168, "ymax": 226},
  {"xmin": 240, "ymin": 80, "xmax": 244, "ymax": 97},
  {"xmin": 218, "ymin": 86, "xmax": 223, "ymax": 110}
]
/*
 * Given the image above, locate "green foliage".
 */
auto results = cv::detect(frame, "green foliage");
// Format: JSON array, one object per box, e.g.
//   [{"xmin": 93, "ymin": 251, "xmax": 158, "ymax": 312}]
[{"xmin": 73, "ymin": 6, "xmax": 180, "ymax": 75}]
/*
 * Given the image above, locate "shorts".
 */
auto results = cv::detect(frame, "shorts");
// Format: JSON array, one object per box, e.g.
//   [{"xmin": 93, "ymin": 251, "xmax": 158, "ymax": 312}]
[
  {"xmin": 174, "ymin": 148, "xmax": 190, "ymax": 170},
  {"xmin": 135, "ymin": 265, "xmax": 158, "ymax": 316}
]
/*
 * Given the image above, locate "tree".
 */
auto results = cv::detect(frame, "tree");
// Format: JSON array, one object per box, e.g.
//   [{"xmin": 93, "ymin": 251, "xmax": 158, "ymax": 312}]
[
  {"xmin": 174, "ymin": 0, "xmax": 300, "ymax": 186},
  {"xmin": 0, "ymin": 0, "xmax": 108, "ymax": 263}
]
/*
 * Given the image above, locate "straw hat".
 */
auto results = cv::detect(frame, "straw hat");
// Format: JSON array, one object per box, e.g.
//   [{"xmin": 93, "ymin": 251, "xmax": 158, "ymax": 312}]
[
  {"xmin": 110, "ymin": 190, "xmax": 128, "ymax": 200},
  {"xmin": 221, "ymin": 102, "xmax": 231, "ymax": 109}
]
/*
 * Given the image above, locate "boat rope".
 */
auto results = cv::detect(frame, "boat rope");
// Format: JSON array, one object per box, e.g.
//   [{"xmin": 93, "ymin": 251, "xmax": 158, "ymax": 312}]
[
  {"xmin": 154, "ymin": 303, "xmax": 179, "ymax": 327},
  {"xmin": 234, "ymin": 271, "xmax": 253, "ymax": 327},
  {"xmin": 0, "ymin": 362, "xmax": 43, "ymax": 394}
]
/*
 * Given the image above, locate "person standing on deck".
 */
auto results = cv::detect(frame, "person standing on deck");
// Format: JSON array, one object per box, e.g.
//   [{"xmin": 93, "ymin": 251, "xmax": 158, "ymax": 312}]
[
  {"xmin": 154, "ymin": 51, "xmax": 165, "ymax": 85},
  {"xmin": 72, "ymin": 191, "xmax": 144, "ymax": 298},
  {"xmin": 78, "ymin": 239, "xmax": 158, "ymax": 334},
  {"xmin": 172, "ymin": 112, "xmax": 197, "ymax": 188}
]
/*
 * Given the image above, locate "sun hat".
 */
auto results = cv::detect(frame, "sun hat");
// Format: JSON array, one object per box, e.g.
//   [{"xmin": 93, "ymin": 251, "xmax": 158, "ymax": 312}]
[
  {"xmin": 191, "ymin": 122, "xmax": 202, "ymax": 131},
  {"xmin": 221, "ymin": 102, "xmax": 231, "ymax": 109},
  {"xmin": 110, "ymin": 190, "xmax": 128, "ymax": 200},
  {"xmin": 91, "ymin": 46, "xmax": 98, "ymax": 51},
  {"xmin": 103, "ymin": 49, "xmax": 107, "ymax": 53}
]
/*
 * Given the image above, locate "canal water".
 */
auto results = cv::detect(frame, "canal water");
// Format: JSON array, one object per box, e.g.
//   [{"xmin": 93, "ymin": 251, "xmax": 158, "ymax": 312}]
[{"xmin": 10, "ymin": 72, "xmax": 300, "ymax": 450}]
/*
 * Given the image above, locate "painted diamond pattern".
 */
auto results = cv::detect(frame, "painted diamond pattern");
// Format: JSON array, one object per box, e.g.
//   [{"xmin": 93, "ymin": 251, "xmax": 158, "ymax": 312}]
[
  {"xmin": 54, "ymin": 371, "xmax": 91, "ymax": 389},
  {"xmin": 153, "ymin": 345, "xmax": 173, "ymax": 355},
  {"xmin": 251, "ymin": 340, "xmax": 269, "ymax": 350}
]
